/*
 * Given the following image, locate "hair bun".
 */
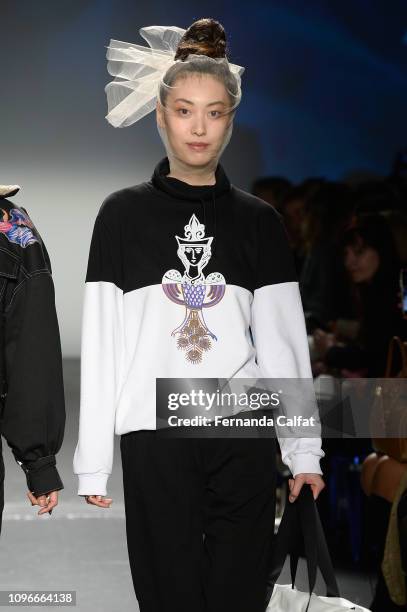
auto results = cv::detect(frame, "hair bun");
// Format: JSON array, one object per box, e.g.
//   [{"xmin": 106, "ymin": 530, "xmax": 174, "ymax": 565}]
[{"xmin": 175, "ymin": 18, "xmax": 227, "ymax": 61}]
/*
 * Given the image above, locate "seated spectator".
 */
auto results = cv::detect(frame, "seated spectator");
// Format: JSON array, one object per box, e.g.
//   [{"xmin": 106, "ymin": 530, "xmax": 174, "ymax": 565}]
[
  {"xmin": 251, "ymin": 176, "xmax": 292, "ymax": 212},
  {"xmin": 279, "ymin": 185, "xmax": 310, "ymax": 275},
  {"xmin": 299, "ymin": 181, "xmax": 356, "ymax": 333},
  {"xmin": 311, "ymin": 214, "xmax": 407, "ymax": 377},
  {"xmin": 353, "ymin": 176, "xmax": 406, "ymax": 215}
]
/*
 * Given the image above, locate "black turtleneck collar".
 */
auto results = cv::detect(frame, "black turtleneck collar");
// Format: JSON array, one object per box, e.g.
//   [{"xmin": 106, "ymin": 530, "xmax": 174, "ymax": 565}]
[
  {"xmin": 151, "ymin": 156, "xmax": 231, "ymax": 201},
  {"xmin": 150, "ymin": 156, "xmax": 232, "ymax": 260}
]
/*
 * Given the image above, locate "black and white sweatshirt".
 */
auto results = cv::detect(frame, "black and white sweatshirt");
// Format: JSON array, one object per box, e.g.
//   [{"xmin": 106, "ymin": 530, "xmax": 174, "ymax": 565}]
[{"xmin": 73, "ymin": 156, "xmax": 325, "ymax": 496}]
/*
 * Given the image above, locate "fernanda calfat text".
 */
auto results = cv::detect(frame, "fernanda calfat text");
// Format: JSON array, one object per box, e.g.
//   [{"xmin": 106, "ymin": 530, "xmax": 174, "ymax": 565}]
[{"xmin": 167, "ymin": 415, "xmax": 317, "ymax": 427}]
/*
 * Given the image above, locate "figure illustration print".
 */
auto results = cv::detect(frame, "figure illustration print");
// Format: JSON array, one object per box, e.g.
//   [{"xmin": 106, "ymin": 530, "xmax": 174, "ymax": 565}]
[{"xmin": 162, "ymin": 213, "xmax": 226, "ymax": 364}]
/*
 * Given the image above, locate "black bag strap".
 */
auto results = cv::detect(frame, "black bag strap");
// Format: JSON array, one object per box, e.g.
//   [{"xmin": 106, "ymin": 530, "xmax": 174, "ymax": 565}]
[
  {"xmin": 265, "ymin": 484, "xmax": 340, "ymax": 612},
  {"xmin": 292, "ymin": 485, "xmax": 341, "ymax": 595}
]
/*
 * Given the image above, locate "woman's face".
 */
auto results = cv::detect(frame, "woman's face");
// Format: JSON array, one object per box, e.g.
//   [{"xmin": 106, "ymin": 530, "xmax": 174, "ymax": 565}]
[
  {"xmin": 156, "ymin": 73, "xmax": 234, "ymax": 167},
  {"xmin": 344, "ymin": 239, "xmax": 380, "ymax": 283}
]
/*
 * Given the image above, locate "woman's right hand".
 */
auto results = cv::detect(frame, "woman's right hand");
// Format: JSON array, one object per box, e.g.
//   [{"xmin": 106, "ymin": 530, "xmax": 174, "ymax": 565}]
[
  {"xmin": 84, "ymin": 495, "xmax": 113, "ymax": 508},
  {"xmin": 313, "ymin": 328, "xmax": 336, "ymax": 357}
]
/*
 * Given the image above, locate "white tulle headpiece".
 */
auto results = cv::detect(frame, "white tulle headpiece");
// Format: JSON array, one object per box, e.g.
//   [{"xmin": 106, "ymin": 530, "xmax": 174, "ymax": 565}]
[{"xmin": 104, "ymin": 25, "xmax": 245, "ymax": 128}]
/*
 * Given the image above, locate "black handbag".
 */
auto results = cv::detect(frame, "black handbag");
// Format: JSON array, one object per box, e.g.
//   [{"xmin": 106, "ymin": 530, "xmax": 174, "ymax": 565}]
[{"xmin": 265, "ymin": 484, "xmax": 341, "ymax": 612}]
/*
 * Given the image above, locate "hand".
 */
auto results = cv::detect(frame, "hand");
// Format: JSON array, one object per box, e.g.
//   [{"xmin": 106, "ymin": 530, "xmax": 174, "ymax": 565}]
[
  {"xmin": 27, "ymin": 490, "xmax": 59, "ymax": 516},
  {"xmin": 288, "ymin": 473, "xmax": 325, "ymax": 503},
  {"xmin": 83, "ymin": 495, "xmax": 113, "ymax": 508},
  {"xmin": 313, "ymin": 328, "xmax": 336, "ymax": 357}
]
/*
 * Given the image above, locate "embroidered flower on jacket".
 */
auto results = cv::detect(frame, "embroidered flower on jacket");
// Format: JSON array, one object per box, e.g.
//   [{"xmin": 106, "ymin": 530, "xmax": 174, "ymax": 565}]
[{"xmin": 0, "ymin": 208, "xmax": 39, "ymax": 248}]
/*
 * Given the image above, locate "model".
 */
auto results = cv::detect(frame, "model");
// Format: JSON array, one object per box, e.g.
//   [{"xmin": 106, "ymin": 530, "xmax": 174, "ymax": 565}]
[
  {"xmin": 73, "ymin": 18, "xmax": 326, "ymax": 611},
  {"xmin": 0, "ymin": 183, "xmax": 65, "ymax": 535}
]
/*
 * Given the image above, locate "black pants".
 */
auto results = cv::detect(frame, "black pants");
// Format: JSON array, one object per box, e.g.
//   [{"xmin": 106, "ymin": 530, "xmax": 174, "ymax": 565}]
[{"xmin": 120, "ymin": 429, "xmax": 277, "ymax": 612}]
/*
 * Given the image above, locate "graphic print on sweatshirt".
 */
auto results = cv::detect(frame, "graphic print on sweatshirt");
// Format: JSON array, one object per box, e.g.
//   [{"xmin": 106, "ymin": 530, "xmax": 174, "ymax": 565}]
[
  {"xmin": 0, "ymin": 207, "xmax": 39, "ymax": 248},
  {"xmin": 162, "ymin": 213, "xmax": 226, "ymax": 364}
]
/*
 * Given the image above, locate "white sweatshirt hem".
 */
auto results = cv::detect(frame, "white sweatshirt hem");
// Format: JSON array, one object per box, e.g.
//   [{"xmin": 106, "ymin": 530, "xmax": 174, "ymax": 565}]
[
  {"xmin": 77, "ymin": 473, "xmax": 109, "ymax": 496},
  {"xmin": 289, "ymin": 453, "xmax": 323, "ymax": 477}
]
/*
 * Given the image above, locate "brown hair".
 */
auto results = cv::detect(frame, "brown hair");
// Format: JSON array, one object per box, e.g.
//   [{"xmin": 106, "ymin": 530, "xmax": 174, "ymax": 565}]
[
  {"xmin": 174, "ymin": 18, "xmax": 228, "ymax": 60},
  {"xmin": 159, "ymin": 18, "xmax": 240, "ymax": 109}
]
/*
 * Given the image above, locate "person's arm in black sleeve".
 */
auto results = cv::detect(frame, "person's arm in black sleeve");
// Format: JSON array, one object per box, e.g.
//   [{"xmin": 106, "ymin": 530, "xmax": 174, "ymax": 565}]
[{"xmin": 0, "ymin": 220, "xmax": 66, "ymax": 498}]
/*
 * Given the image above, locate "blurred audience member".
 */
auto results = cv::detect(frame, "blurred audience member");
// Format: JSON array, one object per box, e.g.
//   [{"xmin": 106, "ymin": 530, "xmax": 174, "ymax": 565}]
[
  {"xmin": 312, "ymin": 214, "xmax": 407, "ymax": 377},
  {"xmin": 279, "ymin": 185, "xmax": 309, "ymax": 274},
  {"xmin": 383, "ymin": 209, "xmax": 407, "ymax": 268},
  {"xmin": 389, "ymin": 147, "xmax": 407, "ymax": 204},
  {"xmin": 353, "ymin": 178, "xmax": 405, "ymax": 214},
  {"xmin": 299, "ymin": 182, "xmax": 356, "ymax": 333},
  {"xmin": 251, "ymin": 176, "xmax": 292, "ymax": 212}
]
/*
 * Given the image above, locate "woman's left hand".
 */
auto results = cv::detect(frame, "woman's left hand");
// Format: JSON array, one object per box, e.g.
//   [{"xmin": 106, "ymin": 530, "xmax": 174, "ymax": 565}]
[
  {"xmin": 27, "ymin": 490, "xmax": 59, "ymax": 515},
  {"xmin": 288, "ymin": 473, "xmax": 325, "ymax": 503}
]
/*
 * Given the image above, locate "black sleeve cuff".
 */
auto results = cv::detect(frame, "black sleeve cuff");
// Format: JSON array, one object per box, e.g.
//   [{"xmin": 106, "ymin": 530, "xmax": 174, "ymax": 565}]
[{"xmin": 18, "ymin": 454, "xmax": 64, "ymax": 497}]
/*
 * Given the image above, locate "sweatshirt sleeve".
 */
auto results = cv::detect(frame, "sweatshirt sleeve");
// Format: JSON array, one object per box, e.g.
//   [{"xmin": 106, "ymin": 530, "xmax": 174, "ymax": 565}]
[
  {"xmin": 0, "ymin": 254, "xmax": 65, "ymax": 497},
  {"xmin": 73, "ymin": 208, "xmax": 124, "ymax": 496},
  {"xmin": 250, "ymin": 204, "xmax": 325, "ymax": 477}
]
